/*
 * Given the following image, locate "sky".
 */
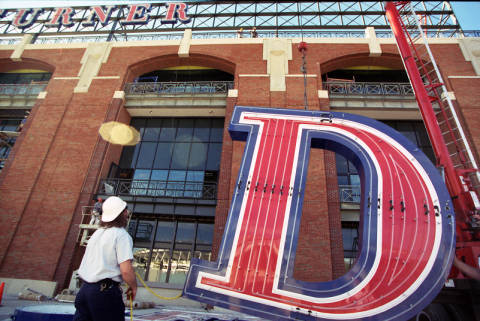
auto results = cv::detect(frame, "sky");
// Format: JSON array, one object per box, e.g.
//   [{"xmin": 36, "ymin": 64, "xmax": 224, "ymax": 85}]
[
  {"xmin": 450, "ymin": 2, "xmax": 480, "ymax": 30},
  {"xmin": 0, "ymin": 1, "xmax": 479, "ymax": 30}
]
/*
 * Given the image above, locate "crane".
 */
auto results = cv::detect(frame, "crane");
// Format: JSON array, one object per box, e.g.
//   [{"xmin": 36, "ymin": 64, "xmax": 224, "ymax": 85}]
[{"xmin": 385, "ymin": 1, "xmax": 480, "ymax": 275}]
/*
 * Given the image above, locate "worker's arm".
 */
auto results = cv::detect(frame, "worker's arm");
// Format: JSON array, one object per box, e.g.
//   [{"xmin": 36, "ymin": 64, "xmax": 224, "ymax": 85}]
[
  {"xmin": 120, "ymin": 259, "xmax": 137, "ymax": 300},
  {"xmin": 453, "ymin": 256, "xmax": 480, "ymax": 281}
]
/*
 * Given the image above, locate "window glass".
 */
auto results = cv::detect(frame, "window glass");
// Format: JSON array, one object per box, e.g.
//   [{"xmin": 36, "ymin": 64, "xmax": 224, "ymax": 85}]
[
  {"xmin": 168, "ymin": 170, "xmax": 186, "ymax": 181},
  {"xmin": 135, "ymin": 220, "xmax": 155, "ymax": 243},
  {"xmin": 176, "ymin": 119, "xmax": 194, "ymax": 142},
  {"xmin": 399, "ymin": 130, "xmax": 417, "ymax": 145},
  {"xmin": 381, "ymin": 120, "xmax": 435, "ymax": 163},
  {"xmin": 348, "ymin": 160, "xmax": 358, "ymax": 173},
  {"xmin": 147, "ymin": 249, "xmax": 170, "ymax": 283},
  {"xmin": 133, "ymin": 169, "xmax": 150, "ymax": 180},
  {"xmin": 132, "ymin": 247, "xmax": 150, "ymax": 280},
  {"xmin": 194, "ymin": 250, "xmax": 212, "ymax": 261},
  {"xmin": 143, "ymin": 119, "xmax": 162, "ymax": 141},
  {"xmin": 210, "ymin": 119, "xmax": 224, "ymax": 142},
  {"xmin": 153, "ymin": 143, "xmax": 173, "ymax": 169},
  {"xmin": 188, "ymin": 143, "xmax": 207, "ymax": 170},
  {"xmin": 423, "ymin": 148, "xmax": 436, "ymax": 163},
  {"xmin": 119, "ymin": 146, "xmax": 136, "ymax": 169},
  {"xmin": 337, "ymin": 175, "xmax": 348, "ymax": 185},
  {"xmin": 0, "ymin": 119, "xmax": 21, "ymax": 131},
  {"xmin": 155, "ymin": 221, "xmax": 175, "ymax": 242},
  {"xmin": 176, "ymin": 222, "xmax": 195, "ymax": 243},
  {"xmin": 136, "ymin": 142, "xmax": 157, "ymax": 169},
  {"xmin": 342, "ymin": 225, "xmax": 358, "ymax": 253},
  {"xmin": 131, "ymin": 119, "xmax": 146, "ymax": 139},
  {"xmin": 193, "ymin": 119, "xmax": 210, "ymax": 142},
  {"xmin": 335, "ymin": 154, "xmax": 348, "ymax": 173},
  {"xmin": 117, "ymin": 117, "xmax": 223, "ymax": 201},
  {"xmin": 196, "ymin": 224, "xmax": 213, "ymax": 245},
  {"xmin": 187, "ymin": 171, "xmax": 204, "ymax": 182},
  {"xmin": 131, "ymin": 218, "xmax": 214, "ymax": 284},
  {"xmin": 171, "ymin": 143, "xmax": 190, "ymax": 169},
  {"xmin": 185, "ymin": 171, "xmax": 204, "ymax": 198},
  {"xmin": 167, "ymin": 170, "xmax": 186, "ymax": 197},
  {"xmin": 169, "ymin": 250, "xmax": 190, "ymax": 285},
  {"xmin": 415, "ymin": 123, "xmax": 432, "ymax": 147},
  {"xmin": 206, "ymin": 143, "xmax": 222, "ymax": 171},
  {"xmin": 0, "ymin": 72, "xmax": 51, "ymax": 84},
  {"xmin": 149, "ymin": 170, "xmax": 168, "ymax": 197},
  {"xmin": 350, "ymin": 175, "xmax": 360, "ymax": 185},
  {"xmin": 159, "ymin": 119, "xmax": 176, "ymax": 142},
  {"xmin": 151, "ymin": 170, "xmax": 168, "ymax": 181},
  {"xmin": 127, "ymin": 219, "xmax": 137, "ymax": 237},
  {"xmin": 131, "ymin": 169, "xmax": 150, "ymax": 195}
]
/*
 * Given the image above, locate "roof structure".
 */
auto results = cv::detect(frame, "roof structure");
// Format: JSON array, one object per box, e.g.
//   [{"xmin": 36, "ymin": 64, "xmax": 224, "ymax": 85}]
[{"xmin": 0, "ymin": 1, "xmax": 464, "ymax": 40}]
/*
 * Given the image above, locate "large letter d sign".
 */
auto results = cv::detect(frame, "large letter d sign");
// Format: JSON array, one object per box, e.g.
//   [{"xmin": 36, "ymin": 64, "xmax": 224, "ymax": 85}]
[{"xmin": 184, "ymin": 106, "xmax": 455, "ymax": 321}]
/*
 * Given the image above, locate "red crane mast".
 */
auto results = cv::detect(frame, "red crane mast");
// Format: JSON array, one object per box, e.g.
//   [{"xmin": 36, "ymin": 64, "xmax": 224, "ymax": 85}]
[{"xmin": 385, "ymin": 1, "xmax": 480, "ymax": 270}]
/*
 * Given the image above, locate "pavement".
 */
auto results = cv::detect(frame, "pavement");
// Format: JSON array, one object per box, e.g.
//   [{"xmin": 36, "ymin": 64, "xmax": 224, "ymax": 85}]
[{"xmin": 0, "ymin": 293, "xmax": 266, "ymax": 321}]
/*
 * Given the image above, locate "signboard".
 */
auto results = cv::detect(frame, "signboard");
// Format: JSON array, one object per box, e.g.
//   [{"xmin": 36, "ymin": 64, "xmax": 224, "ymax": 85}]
[
  {"xmin": 0, "ymin": 3, "xmax": 190, "ymax": 30},
  {"xmin": 184, "ymin": 106, "xmax": 455, "ymax": 321}
]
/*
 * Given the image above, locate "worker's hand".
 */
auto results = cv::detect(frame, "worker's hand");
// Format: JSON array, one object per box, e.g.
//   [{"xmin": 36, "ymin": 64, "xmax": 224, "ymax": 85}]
[{"xmin": 126, "ymin": 286, "xmax": 136, "ymax": 301}]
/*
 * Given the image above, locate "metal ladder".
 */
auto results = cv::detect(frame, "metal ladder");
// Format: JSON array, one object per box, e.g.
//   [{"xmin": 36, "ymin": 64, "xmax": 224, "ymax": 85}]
[
  {"xmin": 77, "ymin": 205, "xmax": 133, "ymax": 246},
  {"xmin": 77, "ymin": 206, "xmax": 100, "ymax": 246},
  {"xmin": 387, "ymin": 1, "xmax": 480, "ymax": 214}
]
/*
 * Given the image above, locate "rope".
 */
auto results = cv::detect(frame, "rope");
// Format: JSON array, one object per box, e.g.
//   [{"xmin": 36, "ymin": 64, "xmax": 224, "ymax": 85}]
[{"xmin": 135, "ymin": 271, "xmax": 182, "ymax": 300}]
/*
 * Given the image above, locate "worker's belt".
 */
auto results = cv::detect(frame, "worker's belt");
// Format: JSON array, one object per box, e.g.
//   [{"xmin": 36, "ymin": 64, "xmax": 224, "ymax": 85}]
[{"xmin": 81, "ymin": 278, "xmax": 120, "ymax": 291}]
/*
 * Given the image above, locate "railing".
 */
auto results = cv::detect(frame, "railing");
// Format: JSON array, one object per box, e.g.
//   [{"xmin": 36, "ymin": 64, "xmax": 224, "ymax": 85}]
[
  {"xmin": 124, "ymin": 81, "xmax": 234, "ymax": 95},
  {"xmin": 98, "ymin": 178, "xmax": 218, "ymax": 200},
  {"xmin": 324, "ymin": 82, "xmax": 414, "ymax": 96},
  {"xmin": 114, "ymin": 33, "xmax": 184, "ymax": 41},
  {"xmin": 339, "ymin": 185, "xmax": 361, "ymax": 204},
  {"xmin": 36, "ymin": 35, "xmax": 110, "ymax": 44},
  {"xmin": 0, "ymin": 37, "xmax": 22, "ymax": 45},
  {"xmin": 3, "ymin": 29, "xmax": 478, "ymax": 45},
  {"xmin": 36, "ymin": 33, "xmax": 185, "ymax": 44},
  {"xmin": 0, "ymin": 83, "xmax": 48, "ymax": 96}
]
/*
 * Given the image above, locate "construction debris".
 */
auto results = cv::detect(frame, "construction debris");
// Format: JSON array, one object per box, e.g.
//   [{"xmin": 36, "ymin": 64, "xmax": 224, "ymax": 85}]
[
  {"xmin": 55, "ymin": 289, "xmax": 76, "ymax": 303},
  {"xmin": 18, "ymin": 292, "xmax": 47, "ymax": 301},
  {"xmin": 18, "ymin": 288, "xmax": 52, "ymax": 301}
]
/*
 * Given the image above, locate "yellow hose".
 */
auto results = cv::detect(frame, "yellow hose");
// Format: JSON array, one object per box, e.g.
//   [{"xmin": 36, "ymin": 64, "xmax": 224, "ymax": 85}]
[
  {"xmin": 128, "ymin": 271, "xmax": 182, "ymax": 319},
  {"xmin": 130, "ymin": 296, "xmax": 133, "ymax": 321},
  {"xmin": 135, "ymin": 271, "xmax": 182, "ymax": 300}
]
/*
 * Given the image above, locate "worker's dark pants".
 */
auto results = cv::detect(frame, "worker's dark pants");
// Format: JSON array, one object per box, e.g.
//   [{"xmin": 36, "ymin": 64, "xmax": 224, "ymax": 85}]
[{"xmin": 73, "ymin": 279, "xmax": 125, "ymax": 321}]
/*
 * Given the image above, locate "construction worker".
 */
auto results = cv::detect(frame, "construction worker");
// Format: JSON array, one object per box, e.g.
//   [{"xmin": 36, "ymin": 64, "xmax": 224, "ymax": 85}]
[
  {"xmin": 90, "ymin": 197, "xmax": 103, "ymax": 225},
  {"xmin": 74, "ymin": 196, "xmax": 137, "ymax": 321}
]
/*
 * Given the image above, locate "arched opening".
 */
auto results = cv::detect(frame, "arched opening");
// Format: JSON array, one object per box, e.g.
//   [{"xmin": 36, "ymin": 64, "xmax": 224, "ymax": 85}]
[
  {"xmin": 102, "ymin": 57, "xmax": 235, "ymax": 287},
  {"xmin": 135, "ymin": 66, "xmax": 233, "ymax": 83},
  {"xmin": 129, "ymin": 66, "xmax": 234, "ymax": 95},
  {"xmin": 323, "ymin": 65, "xmax": 409, "ymax": 83},
  {"xmin": 0, "ymin": 62, "xmax": 53, "ymax": 173}
]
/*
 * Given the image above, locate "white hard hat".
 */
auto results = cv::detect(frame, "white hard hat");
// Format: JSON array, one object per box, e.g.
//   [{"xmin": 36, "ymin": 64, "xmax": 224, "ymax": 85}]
[{"xmin": 101, "ymin": 196, "xmax": 127, "ymax": 222}]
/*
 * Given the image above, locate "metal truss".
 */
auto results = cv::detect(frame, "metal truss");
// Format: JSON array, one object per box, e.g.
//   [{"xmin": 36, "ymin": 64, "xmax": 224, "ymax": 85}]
[{"xmin": 0, "ymin": 1, "xmax": 462, "ymax": 39}]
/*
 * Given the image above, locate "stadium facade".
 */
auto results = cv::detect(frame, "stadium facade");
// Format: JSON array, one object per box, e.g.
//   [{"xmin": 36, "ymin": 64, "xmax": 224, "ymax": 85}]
[{"xmin": 0, "ymin": 0, "xmax": 479, "ymax": 308}]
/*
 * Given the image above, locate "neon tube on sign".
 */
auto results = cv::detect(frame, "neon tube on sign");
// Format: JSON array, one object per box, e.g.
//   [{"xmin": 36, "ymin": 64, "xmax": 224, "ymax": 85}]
[
  {"xmin": 4, "ymin": 3, "xmax": 190, "ymax": 30},
  {"xmin": 184, "ymin": 106, "xmax": 455, "ymax": 321}
]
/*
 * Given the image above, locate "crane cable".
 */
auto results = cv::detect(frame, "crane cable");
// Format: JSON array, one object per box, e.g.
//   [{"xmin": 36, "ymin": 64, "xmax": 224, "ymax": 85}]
[{"xmin": 128, "ymin": 271, "xmax": 183, "ymax": 321}]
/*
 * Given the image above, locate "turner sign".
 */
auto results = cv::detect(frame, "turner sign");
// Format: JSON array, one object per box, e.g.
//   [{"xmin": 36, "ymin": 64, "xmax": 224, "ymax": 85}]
[
  {"xmin": 1, "ymin": 3, "xmax": 190, "ymax": 30},
  {"xmin": 184, "ymin": 106, "xmax": 455, "ymax": 320}
]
